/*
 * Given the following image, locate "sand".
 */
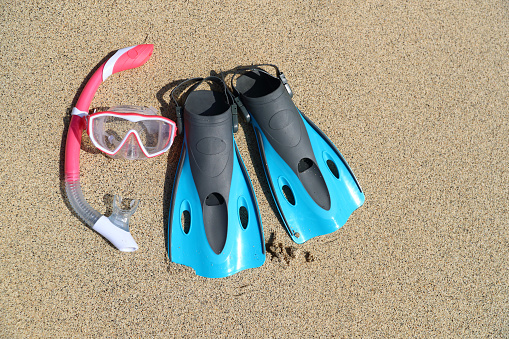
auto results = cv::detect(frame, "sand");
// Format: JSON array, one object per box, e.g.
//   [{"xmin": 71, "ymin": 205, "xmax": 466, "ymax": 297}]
[{"xmin": 1, "ymin": 0, "xmax": 508, "ymax": 337}]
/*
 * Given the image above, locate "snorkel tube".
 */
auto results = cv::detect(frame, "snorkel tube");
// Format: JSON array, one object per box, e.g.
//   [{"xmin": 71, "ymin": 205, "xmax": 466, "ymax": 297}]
[{"xmin": 65, "ymin": 44, "xmax": 154, "ymax": 252}]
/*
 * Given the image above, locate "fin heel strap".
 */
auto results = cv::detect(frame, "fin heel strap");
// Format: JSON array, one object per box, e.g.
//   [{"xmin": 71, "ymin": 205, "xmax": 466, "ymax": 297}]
[
  {"xmin": 229, "ymin": 63, "xmax": 293, "ymax": 104},
  {"xmin": 171, "ymin": 76, "xmax": 236, "ymax": 134}
]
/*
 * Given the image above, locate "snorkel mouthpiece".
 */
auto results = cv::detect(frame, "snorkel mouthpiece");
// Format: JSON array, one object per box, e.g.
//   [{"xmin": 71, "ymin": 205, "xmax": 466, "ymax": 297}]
[
  {"xmin": 108, "ymin": 195, "xmax": 139, "ymax": 231},
  {"xmin": 91, "ymin": 195, "xmax": 140, "ymax": 252}
]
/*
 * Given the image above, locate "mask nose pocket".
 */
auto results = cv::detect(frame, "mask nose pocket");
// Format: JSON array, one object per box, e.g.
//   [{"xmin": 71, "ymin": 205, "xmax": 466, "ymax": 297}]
[{"xmin": 123, "ymin": 133, "xmax": 142, "ymax": 159}]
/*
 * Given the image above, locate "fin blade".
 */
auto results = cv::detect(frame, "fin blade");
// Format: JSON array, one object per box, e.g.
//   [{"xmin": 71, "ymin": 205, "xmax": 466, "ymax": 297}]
[
  {"xmin": 252, "ymin": 111, "xmax": 364, "ymax": 244},
  {"xmin": 168, "ymin": 141, "xmax": 265, "ymax": 278}
]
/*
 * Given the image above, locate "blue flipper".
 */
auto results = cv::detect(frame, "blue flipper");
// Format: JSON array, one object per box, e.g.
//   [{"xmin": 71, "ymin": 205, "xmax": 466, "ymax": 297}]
[
  {"xmin": 168, "ymin": 78, "xmax": 265, "ymax": 278},
  {"xmin": 234, "ymin": 68, "xmax": 364, "ymax": 244}
]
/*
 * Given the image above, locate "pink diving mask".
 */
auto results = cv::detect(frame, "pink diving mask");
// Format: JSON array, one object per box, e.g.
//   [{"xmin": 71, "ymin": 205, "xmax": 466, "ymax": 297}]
[{"xmin": 88, "ymin": 105, "xmax": 177, "ymax": 160}]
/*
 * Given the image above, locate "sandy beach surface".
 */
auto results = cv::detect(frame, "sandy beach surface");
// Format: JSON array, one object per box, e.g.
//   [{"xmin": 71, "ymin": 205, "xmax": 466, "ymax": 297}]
[{"xmin": 1, "ymin": 0, "xmax": 508, "ymax": 337}]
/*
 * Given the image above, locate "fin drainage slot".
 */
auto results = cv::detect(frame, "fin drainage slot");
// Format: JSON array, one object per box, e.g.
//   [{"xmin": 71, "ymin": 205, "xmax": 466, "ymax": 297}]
[
  {"xmin": 282, "ymin": 185, "xmax": 296, "ymax": 205},
  {"xmin": 181, "ymin": 210, "xmax": 191, "ymax": 234},
  {"xmin": 180, "ymin": 200, "xmax": 192, "ymax": 234},
  {"xmin": 239, "ymin": 206, "xmax": 248, "ymax": 229},
  {"xmin": 327, "ymin": 159, "xmax": 340, "ymax": 179}
]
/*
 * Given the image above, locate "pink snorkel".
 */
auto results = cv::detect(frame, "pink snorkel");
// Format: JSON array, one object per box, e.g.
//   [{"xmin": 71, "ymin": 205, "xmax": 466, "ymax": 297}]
[{"xmin": 65, "ymin": 45, "xmax": 154, "ymax": 252}]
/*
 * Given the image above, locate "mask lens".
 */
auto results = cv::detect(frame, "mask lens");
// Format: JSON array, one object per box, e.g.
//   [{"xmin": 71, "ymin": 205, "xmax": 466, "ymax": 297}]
[
  {"xmin": 91, "ymin": 115, "xmax": 130, "ymax": 152},
  {"xmin": 134, "ymin": 119, "xmax": 171, "ymax": 150}
]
